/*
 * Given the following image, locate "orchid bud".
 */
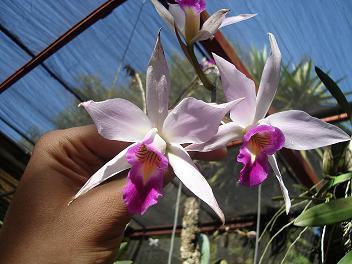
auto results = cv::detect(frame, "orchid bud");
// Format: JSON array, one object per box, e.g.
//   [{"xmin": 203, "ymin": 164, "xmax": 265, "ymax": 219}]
[
  {"xmin": 175, "ymin": 0, "xmax": 205, "ymax": 43},
  {"xmin": 184, "ymin": 7, "xmax": 201, "ymax": 44}
]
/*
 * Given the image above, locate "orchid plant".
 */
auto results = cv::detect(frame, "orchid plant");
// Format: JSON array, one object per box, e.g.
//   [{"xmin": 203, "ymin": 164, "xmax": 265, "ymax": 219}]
[
  {"xmin": 68, "ymin": 0, "xmax": 351, "ymax": 229},
  {"xmin": 187, "ymin": 33, "xmax": 351, "ymax": 213},
  {"xmin": 71, "ymin": 33, "xmax": 243, "ymax": 222}
]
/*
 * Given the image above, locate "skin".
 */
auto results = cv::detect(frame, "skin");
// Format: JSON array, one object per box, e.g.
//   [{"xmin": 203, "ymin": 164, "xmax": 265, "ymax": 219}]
[{"xmin": 0, "ymin": 125, "xmax": 226, "ymax": 263}]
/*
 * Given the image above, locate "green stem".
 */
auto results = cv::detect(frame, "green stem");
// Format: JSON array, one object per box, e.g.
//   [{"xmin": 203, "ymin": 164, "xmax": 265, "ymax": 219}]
[
  {"xmin": 186, "ymin": 45, "xmax": 216, "ymax": 97},
  {"xmin": 280, "ymin": 227, "xmax": 308, "ymax": 264},
  {"xmin": 258, "ymin": 201, "xmax": 312, "ymax": 264}
]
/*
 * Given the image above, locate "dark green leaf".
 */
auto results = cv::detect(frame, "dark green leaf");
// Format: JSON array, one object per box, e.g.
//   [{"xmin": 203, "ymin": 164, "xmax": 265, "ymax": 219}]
[
  {"xmin": 315, "ymin": 66, "xmax": 351, "ymax": 120},
  {"xmin": 337, "ymin": 250, "xmax": 352, "ymax": 264},
  {"xmin": 294, "ymin": 196, "xmax": 352, "ymax": 226}
]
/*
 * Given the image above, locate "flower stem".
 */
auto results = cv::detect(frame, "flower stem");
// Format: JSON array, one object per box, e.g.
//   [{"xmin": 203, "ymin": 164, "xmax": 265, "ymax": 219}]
[
  {"xmin": 186, "ymin": 45, "xmax": 216, "ymax": 100},
  {"xmin": 167, "ymin": 182, "xmax": 182, "ymax": 264},
  {"xmin": 254, "ymin": 184, "xmax": 261, "ymax": 264}
]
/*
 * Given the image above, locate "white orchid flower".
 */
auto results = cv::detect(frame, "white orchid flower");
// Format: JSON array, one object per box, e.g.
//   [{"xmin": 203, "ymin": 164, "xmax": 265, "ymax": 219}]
[
  {"xmin": 151, "ymin": 0, "xmax": 256, "ymax": 44},
  {"xmin": 187, "ymin": 33, "xmax": 351, "ymax": 214},
  {"xmin": 71, "ymin": 33, "xmax": 243, "ymax": 223}
]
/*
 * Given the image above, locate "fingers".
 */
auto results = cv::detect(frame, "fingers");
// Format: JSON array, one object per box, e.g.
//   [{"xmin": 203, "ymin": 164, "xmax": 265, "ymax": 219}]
[
  {"xmin": 27, "ymin": 125, "xmax": 133, "ymax": 236},
  {"xmin": 39, "ymin": 125, "xmax": 228, "ymax": 162},
  {"xmin": 45, "ymin": 125, "xmax": 130, "ymax": 160}
]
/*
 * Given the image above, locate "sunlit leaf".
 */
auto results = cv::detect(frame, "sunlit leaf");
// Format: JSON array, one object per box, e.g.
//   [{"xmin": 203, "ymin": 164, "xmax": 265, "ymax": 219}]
[
  {"xmin": 115, "ymin": 241, "xmax": 129, "ymax": 260},
  {"xmin": 337, "ymin": 250, "xmax": 352, "ymax": 264},
  {"xmin": 327, "ymin": 172, "xmax": 352, "ymax": 188},
  {"xmin": 294, "ymin": 196, "xmax": 352, "ymax": 226}
]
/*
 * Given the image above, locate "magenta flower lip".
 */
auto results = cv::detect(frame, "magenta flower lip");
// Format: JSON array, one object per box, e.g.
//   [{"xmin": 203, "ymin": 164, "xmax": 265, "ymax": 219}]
[
  {"xmin": 237, "ymin": 147, "xmax": 268, "ymax": 187},
  {"xmin": 243, "ymin": 125, "xmax": 285, "ymax": 156},
  {"xmin": 123, "ymin": 134, "xmax": 169, "ymax": 215},
  {"xmin": 175, "ymin": 0, "xmax": 205, "ymax": 14},
  {"xmin": 238, "ymin": 125, "xmax": 285, "ymax": 187}
]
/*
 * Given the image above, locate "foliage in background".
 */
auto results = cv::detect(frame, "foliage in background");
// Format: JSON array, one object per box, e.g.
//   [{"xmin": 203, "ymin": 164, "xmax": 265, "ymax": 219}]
[
  {"xmin": 291, "ymin": 69, "xmax": 352, "ymax": 264},
  {"xmin": 246, "ymin": 47, "xmax": 335, "ymax": 113}
]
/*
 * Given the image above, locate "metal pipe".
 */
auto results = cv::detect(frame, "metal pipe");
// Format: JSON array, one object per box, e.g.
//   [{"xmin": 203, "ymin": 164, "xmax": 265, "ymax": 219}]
[
  {"xmin": 0, "ymin": 24, "xmax": 84, "ymax": 101},
  {"xmin": 0, "ymin": 0, "xmax": 127, "ymax": 94},
  {"xmin": 125, "ymin": 217, "xmax": 256, "ymax": 238}
]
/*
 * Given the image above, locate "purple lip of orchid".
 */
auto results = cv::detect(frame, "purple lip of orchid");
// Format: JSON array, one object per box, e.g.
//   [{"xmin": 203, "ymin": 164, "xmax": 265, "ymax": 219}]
[
  {"xmin": 123, "ymin": 135, "xmax": 169, "ymax": 215},
  {"xmin": 175, "ymin": 0, "xmax": 206, "ymax": 14},
  {"xmin": 237, "ymin": 125, "xmax": 285, "ymax": 187}
]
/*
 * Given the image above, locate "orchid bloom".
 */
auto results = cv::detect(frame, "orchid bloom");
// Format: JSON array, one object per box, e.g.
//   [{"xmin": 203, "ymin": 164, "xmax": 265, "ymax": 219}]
[
  {"xmin": 71, "ymin": 33, "xmax": 243, "ymax": 222},
  {"xmin": 151, "ymin": 0, "xmax": 256, "ymax": 44},
  {"xmin": 187, "ymin": 33, "xmax": 351, "ymax": 213}
]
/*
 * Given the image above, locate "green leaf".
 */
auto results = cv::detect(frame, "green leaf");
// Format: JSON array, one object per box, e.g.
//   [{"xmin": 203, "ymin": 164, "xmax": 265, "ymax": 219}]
[
  {"xmin": 315, "ymin": 66, "xmax": 351, "ymax": 120},
  {"xmin": 115, "ymin": 241, "xmax": 129, "ymax": 260},
  {"xmin": 338, "ymin": 251, "xmax": 352, "ymax": 264},
  {"xmin": 328, "ymin": 172, "xmax": 352, "ymax": 187},
  {"xmin": 294, "ymin": 196, "xmax": 352, "ymax": 226},
  {"xmin": 200, "ymin": 233, "xmax": 210, "ymax": 264}
]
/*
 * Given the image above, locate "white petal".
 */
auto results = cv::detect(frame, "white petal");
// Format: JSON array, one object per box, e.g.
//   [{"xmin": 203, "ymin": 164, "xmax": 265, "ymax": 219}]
[
  {"xmin": 254, "ymin": 33, "xmax": 281, "ymax": 123},
  {"xmin": 219, "ymin": 13, "xmax": 257, "ymax": 28},
  {"xmin": 213, "ymin": 53, "xmax": 256, "ymax": 127},
  {"xmin": 263, "ymin": 110, "xmax": 351, "ymax": 150},
  {"xmin": 162, "ymin": 97, "xmax": 243, "ymax": 144},
  {"xmin": 168, "ymin": 144, "xmax": 225, "ymax": 223},
  {"xmin": 169, "ymin": 4, "xmax": 185, "ymax": 34},
  {"xmin": 71, "ymin": 145, "xmax": 134, "ymax": 201},
  {"xmin": 146, "ymin": 32, "xmax": 170, "ymax": 129},
  {"xmin": 186, "ymin": 122, "xmax": 243, "ymax": 152},
  {"xmin": 268, "ymin": 155, "xmax": 291, "ymax": 214},
  {"xmin": 150, "ymin": 0, "xmax": 175, "ymax": 29},
  {"xmin": 80, "ymin": 99, "xmax": 151, "ymax": 142},
  {"xmin": 191, "ymin": 9, "xmax": 229, "ymax": 42}
]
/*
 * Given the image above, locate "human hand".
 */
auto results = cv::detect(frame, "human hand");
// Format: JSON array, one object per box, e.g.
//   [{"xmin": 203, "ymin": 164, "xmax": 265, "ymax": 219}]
[{"xmin": 0, "ymin": 125, "xmax": 226, "ymax": 263}]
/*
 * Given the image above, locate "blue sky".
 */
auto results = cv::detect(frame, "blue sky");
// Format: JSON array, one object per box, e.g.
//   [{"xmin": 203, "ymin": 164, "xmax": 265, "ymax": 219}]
[{"xmin": 0, "ymin": 0, "xmax": 351, "ymax": 148}]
